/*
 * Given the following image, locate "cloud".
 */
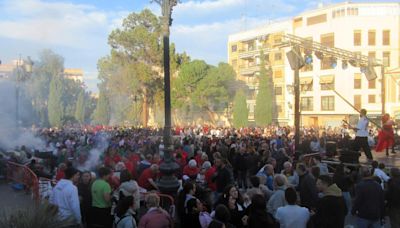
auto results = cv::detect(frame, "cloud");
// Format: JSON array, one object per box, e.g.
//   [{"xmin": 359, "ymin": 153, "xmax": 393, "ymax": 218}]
[
  {"xmin": 0, "ymin": 0, "xmax": 122, "ymax": 49},
  {"xmin": 171, "ymin": 16, "xmax": 266, "ymax": 64}
]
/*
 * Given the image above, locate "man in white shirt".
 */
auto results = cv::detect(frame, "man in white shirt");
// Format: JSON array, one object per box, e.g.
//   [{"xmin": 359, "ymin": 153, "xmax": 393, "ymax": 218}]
[
  {"xmin": 352, "ymin": 109, "xmax": 373, "ymax": 160},
  {"xmin": 50, "ymin": 167, "xmax": 82, "ymax": 226},
  {"xmin": 276, "ymin": 187, "xmax": 310, "ymax": 228}
]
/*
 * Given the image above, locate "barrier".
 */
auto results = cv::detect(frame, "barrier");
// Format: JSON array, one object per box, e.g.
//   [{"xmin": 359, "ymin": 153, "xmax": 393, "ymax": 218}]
[
  {"xmin": 6, "ymin": 161, "xmax": 39, "ymax": 203},
  {"xmin": 141, "ymin": 192, "xmax": 175, "ymax": 218}
]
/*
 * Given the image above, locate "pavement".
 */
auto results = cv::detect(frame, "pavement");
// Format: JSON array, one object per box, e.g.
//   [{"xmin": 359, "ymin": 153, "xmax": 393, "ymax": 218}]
[{"xmin": 0, "ymin": 180, "xmax": 33, "ymax": 215}]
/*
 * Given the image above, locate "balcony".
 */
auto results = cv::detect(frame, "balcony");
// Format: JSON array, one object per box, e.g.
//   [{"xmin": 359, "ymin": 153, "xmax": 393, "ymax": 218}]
[
  {"xmin": 240, "ymin": 64, "xmax": 260, "ymax": 76},
  {"xmin": 238, "ymin": 45, "xmax": 272, "ymax": 59}
]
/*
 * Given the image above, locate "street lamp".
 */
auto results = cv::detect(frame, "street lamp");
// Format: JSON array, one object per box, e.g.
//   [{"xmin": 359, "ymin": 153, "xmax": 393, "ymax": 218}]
[
  {"xmin": 15, "ymin": 56, "xmax": 34, "ymax": 128},
  {"xmin": 152, "ymin": 0, "xmax": 180, "ymax": 194}
]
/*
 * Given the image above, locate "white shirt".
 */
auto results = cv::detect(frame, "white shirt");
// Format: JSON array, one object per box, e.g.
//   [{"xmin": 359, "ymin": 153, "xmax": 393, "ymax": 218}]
[
  {"xmin": 49, "ymin": 179, "xmax": 81, "ymax": 224},
  {"xmin": 275, "ymin": 205, "xmax": 310, "ymax": 228},
  {"xmin": 374, "ymin": 168, "xmax": 390, "ymax": 188},
  {"xmin": 356, "ymin": 116, "xmax": 369, "ymax": 137}
]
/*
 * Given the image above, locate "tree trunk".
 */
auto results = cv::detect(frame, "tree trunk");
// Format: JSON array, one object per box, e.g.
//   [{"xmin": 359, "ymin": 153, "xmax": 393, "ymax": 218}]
[
  {"xmin": 142, "ymin": 88, "xmax": 149, "ymax": 127},
  {"xmin": 205, "ymin": 107, "xmax": 216, "ymax": 125}
]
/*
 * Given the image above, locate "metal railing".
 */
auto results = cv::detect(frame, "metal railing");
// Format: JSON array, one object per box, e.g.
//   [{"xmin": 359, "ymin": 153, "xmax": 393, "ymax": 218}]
[{"xmin": 6, "ymin": 161, "xmax": 40, "ymax": 203}]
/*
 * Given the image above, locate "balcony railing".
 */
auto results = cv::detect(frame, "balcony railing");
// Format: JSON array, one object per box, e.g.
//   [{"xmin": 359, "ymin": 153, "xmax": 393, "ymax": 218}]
[
  {"xmin": 238, "ymin": 45, "xmax": 272, "ymax": 59},
  {"xmin": 240, "ymin": 65, "xmax": 260, "ymax": 76}
]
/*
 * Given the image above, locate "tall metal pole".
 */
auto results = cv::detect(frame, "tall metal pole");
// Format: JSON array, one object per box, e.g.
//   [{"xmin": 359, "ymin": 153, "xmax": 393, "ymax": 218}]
[
  {"xmin": 381, "ymin": 66, "xmax": 385, "ymax": 116},
  {"xmin": 157, "ymin": 0, "xmax": 179, "ymax": 194},
  {"xmin": 294, "ymin": 68, "xmax": 300, "ymax": 150}
]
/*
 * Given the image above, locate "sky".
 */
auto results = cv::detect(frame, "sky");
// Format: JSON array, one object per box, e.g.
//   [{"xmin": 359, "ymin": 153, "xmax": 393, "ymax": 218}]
[{"xmin": 0, "ymin": 0, "xmax": 392, "ymax": 92}]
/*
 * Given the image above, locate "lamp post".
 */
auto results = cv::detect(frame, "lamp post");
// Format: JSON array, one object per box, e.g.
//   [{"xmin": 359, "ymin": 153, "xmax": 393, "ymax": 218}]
[
  {"xmin": 15, "ymin": 56, "xmax": 34, "ymax": 128},
  {"xmin": 152, "ymin": 0, "xmax": 180, "ymax": 194}
]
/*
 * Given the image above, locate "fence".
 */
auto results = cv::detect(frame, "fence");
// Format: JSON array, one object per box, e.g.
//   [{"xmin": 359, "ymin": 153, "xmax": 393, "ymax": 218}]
[{"xmin": 6, "ymin": 161, "xmax": 39, "ymax": 203}]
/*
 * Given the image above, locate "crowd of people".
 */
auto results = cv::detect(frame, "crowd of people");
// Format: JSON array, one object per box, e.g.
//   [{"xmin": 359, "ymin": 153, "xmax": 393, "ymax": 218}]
[{"xmin": 2, "ymin": 115, "xmax": 400, "ymax": 228}]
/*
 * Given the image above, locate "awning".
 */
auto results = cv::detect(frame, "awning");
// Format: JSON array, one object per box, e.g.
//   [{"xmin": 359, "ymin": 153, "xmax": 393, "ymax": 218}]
[
  {"xmin": 300, "ymin": 77, "xmax": 313, "ymax": 84},
  {"xmin": 319, "ymin": 75, "xmax": 334, "ymax": 84}
]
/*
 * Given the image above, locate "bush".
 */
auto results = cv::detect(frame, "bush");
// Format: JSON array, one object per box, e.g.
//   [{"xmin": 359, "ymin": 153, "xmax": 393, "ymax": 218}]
[{"xmin": 0, "ymin": 203, "xmax": 74, "ymax": 228}]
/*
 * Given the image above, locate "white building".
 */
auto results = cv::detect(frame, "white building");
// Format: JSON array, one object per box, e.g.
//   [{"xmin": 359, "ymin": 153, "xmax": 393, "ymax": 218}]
[{"xmin": 228, "ymin": 2, "xmax": 400, "ymax": 126}]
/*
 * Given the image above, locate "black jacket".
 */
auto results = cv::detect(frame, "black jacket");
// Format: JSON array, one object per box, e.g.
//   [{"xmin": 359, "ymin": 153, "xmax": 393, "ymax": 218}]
[
  {"xmin": 386, "ymin": 177, "xmax": 400, "ymax": 209},
  {"xmin": 298, "ymin": 172, "xmax": 318, "ymax": 209},
  {"xmin": 235, "ymin": 153, "xmax": 248, "ymax": 171},
  {"xmin": 314, "ymin": 184, "xmax": 347, "ymax": 228},
  {"xmin": 352, "ymin": 178, "xmax": 385, "ymax": 220},
  {"xmin": 213, "ymin": 166, "xmax": 232, "ymax": 193}
]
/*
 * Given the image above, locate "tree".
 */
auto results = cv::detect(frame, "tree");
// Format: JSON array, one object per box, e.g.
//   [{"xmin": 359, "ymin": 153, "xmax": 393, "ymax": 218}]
[
  {"xmin": 47, "ymin": 75, "xmax": 64, "ymax": 127},
  {"xmin": 254, "ymin": 51, "xmax": 273, "ymax": 126},
  {"xmin": 74, "ymin": 90, "xmax": 85, "ymax": 124},
  {"xmin": 28, "ymin": 49, "xmax": 64, "ymax": 126},
  {"xmin": 232, "ymin": 89, "xmax": 248, "ymax": 128},
  {"xmin": 191, "ymin": 62, "xmax": 237, "ymax": 122},
  {"xmin": 92, "ymin": 88, "xmax": 110, "ymax": 125}
]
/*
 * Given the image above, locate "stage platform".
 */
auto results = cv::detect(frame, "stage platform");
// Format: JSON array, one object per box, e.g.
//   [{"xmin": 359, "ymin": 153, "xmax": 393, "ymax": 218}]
[{"xmin": 321, "ymin": 150, "xmax": 400, "ymax": 168}]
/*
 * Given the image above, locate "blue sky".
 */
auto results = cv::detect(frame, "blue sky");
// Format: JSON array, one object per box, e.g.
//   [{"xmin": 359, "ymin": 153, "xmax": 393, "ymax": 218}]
[{"xmin": 0, "ymin": 0, "xmax": 392, "ymax": 92}]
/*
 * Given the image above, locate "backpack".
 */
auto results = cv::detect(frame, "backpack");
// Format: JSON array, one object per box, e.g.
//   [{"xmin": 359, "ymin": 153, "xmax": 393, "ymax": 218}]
[{"xmin": 113, "ymin": 213, "xmax": 136, "ymax": 228}]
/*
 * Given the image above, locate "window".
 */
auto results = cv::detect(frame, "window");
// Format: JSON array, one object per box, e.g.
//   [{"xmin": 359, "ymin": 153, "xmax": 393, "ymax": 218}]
[
  {"xmin": 277, "ymin": 105, "xmax": 283, "ymax": 113},
  {"xmin": 321, "ymin": 96, "xmax": 335, "ymax": 111},
  {"xmin": 301, "ymin": 97, "xmax": 313, "ymax": 111},
  {"xmin": 307, "ymin": 14, "xmax": 327, "ymax": 26},
  {"xmin": 383, "ymin": 30, "xmax": 390, "ymax": 45},
  {"xmin": 354, "ymin": 95, "xmax": 362, "ymax": 110},
  {"xmin": 368, "ymin": 52, "xmax": 376, "ymax": 60},
  {"xmin": 368, "ymin": 79, "xmax": 376, "ymax": 89},
  {"xmin": 274, "ymin": 52, "xmax": 282, "ymax": 61},
  {"xmin": 354, "ymin": 73, "xmax": 361, "ymax": 89},
  {"xmin": 231, "ymin": 45, "xmax": 237, "ymax": 52},
  {"xmin": 231, "ymin": 59, "xmax": 237, "ymax": 67},
  {"xmin": 320, "ymin": 76, "xmax": 334, "ymax": 90},
  {"xmin": 383, "ymin": 52, "xmax": 390, "ymax": 67},
  {"xmin": 347, "ymin": 7, "xmax": 359, "ymax": 16},
  {"xmin": 368, "ymin": 30, "xmax": 376, "ymax": 46},
  {"xmin": 353, "ymin": 30, "xmax": 361, "ymax": 46},
  {"xmin": 275, "ymin": 86, "xmax": 283, "ymax": 95},
  {"xmin": 293, "ymin": 17, "xmax": 303, "ymax": 29},
  {"xmin": 300, "ymin": 78, "xmax": 313, "ymax": 92},
  {"xmin": 321, "ymin": 33, "xmax": 335, "ymax": 47},
  {"xmin": 274, "ymin": 69, "xmax": 283, "ymax": 79},
  {"xmin": 368, "ymin": 95, "xmax": 376, "ymax": 103}
]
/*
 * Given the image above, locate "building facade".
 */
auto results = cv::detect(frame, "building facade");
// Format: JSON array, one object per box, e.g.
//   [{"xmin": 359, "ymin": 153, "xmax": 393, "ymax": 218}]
[
  {"xmin": 228, "ymin": 2, "xmax": 400, "ymax": 127},
  {"xmin": 63, "ymin": 68, "xmax": 84, "ymax": 82}
]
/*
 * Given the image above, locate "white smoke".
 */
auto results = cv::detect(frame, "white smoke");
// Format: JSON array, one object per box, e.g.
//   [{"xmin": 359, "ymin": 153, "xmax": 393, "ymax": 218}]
[
  {"xmin": 0, "ymin": 80, "xmax": 46, "ymax": 151},
  {"xmin": 77, "ymin": 132, "xmax": 110, "ymax": 171}
]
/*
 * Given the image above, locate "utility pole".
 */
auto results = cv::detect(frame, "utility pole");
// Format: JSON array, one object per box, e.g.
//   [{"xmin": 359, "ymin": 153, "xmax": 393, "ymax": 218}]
[{"xmin": 152, "ymin": 0, "xmax": 180, "ymax": 194}]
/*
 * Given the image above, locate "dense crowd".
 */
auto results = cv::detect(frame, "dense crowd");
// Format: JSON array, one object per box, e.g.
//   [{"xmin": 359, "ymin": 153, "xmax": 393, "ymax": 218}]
[{"xmin": 2, "ymin": 125, "xmax": 400, "ymax": 228}]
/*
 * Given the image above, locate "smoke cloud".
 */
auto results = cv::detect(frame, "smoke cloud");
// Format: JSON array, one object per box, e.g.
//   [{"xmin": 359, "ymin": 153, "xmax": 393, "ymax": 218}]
[
  {"xmin": 77, "ymin": 132, "xmax": 110, "ymax": 171},
  {"xmin": 0, "ymin": 80, "xmax": 46, "ymax": 151}
]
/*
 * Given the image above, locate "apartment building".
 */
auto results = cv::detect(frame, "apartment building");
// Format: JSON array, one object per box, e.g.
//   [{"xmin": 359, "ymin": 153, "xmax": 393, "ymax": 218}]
[{"xmin": 228, "ymin": 2, "xmax": 400, "ymax": 127}]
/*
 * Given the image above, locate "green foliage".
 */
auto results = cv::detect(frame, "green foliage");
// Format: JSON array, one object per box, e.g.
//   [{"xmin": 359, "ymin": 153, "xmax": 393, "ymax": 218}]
[
  {"xmin": 74, "ymin": 90, "xmax": 85, "ymax": 124},
  {"xmin": 92, "ymin": 88, "xmax": 110, "ymax": 125},
  {"xmin": 28, "ymin": 49, "xmax": 64, "ymax": 127},
  {"xmin": 96, "ymin": 9, "xmax": 189, "ymax": 126},
  {"xmin": 172, "ymin": 61, "xmax": 238, "ymax": 123},
  {"xmin": 232, "ymin": 89, "xmax": 249, "ymax": 128},
  {"xmin": 254, "ymin": 51, "xmax": 273, "ymax": 126},
  {"xmin": 47, "ymin": 75, "xmax": 64, "ymax": 128},
  {"xmin": 25, "ymin": 49, "xmax": 92, "ymax": 127}
]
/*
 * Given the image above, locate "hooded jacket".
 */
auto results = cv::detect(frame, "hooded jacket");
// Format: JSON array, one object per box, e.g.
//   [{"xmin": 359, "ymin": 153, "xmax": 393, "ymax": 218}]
[{"xmin": 314, "ymin": 184, "xmax": 347, "ymax": 228}]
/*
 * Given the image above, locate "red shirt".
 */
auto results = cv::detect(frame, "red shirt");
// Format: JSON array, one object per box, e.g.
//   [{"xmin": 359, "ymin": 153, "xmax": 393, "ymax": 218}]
[
  {"xmin": 205, "ymin": 166, "xmax": 217, "ymax": 191},
  {"xmin": 104, "ymin": 156, "xmax": 114, "ymax": 167},
  {"xmin": 183, "ymin": 165, "xmax": 200, "ymax": 178},
  {"xmin": 129, "ymin": 154, "xmax": 141, "ymax": 165},
  {"xmin": 113, "ymin": 154, "xmax": 121, "ymax": 163},
  {"xmin": 138, "ymin": 168, "xmax": 156, "ymax": 190},
  {"xmin": 55, "ymin": 170, "xmax": 65, "ymax": 181},
  {"xmin": 194, "ymin": 154, "xmax": 202, "ymax": 167}
]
